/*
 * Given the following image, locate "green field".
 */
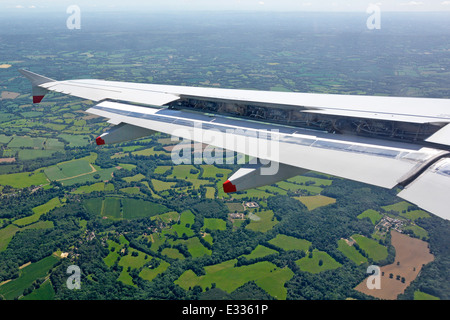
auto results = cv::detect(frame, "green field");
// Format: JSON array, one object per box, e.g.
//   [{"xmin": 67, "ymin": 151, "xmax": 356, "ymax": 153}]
[
  {"xmin": 57, "ymin": 134, "xmax": 91, "ymax": 147},
  {"xmin": 140, "ymin": 259, "xmax": 170, "ymax": 282},
  {"xmin": 242, "ymin": 245, "xmax": 278, "ymax": 260},
  {"xmin": 403, "ymin": 224, "xmax": 429, "ymax": 240},
  {"xmin": 18, "ymin": 149, "xmax": 57, "ymax": 161},
  {"xmin": 123, "ymin": 173, "xmax": 145, "ymax": 183},
  {"xmin": 200, "ymin": 165, "xmax": 232, "ymax": 179},
  {"xmin": 337, "ymin": 239, "xmax": 368, "ymax": 265},
  {"xmin": 21, "ymin": 279, "xmax": 55, "ymax": 300},
  {"xmin": 268, "ymin": 234, "xmax": 311, "ymax": 252},
  {"xmin": 357, "ymin": 209, "xmax": 383, "ymax": 225},
  {"xmin": 294, "ymin": 195, "xmax": 336, "ymax": 211},
  {"xmin": 131, "ymin": 147, "xmax": 167, "ymax": 157},
  {"xmin": 171, "ymin": 237, "xmax": 212, "ymax": 258},
  {"xmin": 7, "ymin": 136, "xmax": 46, "ymax": 148},
  {"xmin": 414, "ymin": 290, "xmax": 440, "ymax": 300},
  {"xmin": 117, "ymin": 247, "xmax": 150, "ymax": 287},
  {"xmin": 175, "ymin": 259, "xmax": 294, "ymax": 299},
  {"xmin": 14, "ymin": 197, "xmax": 63, "ymax": 226},
  {"xmin": 103, "ymin": 197, "xmax": 122, "ymax": 220},
  {"xmin": 296, "ymin": 249, "xmax": 342, "ymax": 273},
  {"xmin": 104, "ymin": 237, "xmax": 129, "ymax": 267},
  {"xmin": 245, "ymin": 209, "xmax": 278, "ymax": 233},
  {"xmin": 83, "ymin": 197, "xmax": 103, "ymax": 217},
  {"xmin": 83, "ymin": 197, "xmax": 168, "ymax": 220},
  {"xmin": 122, "ymin": 198, "xmax": 168, "ymax": 219},
  {"xmin": 72, "ymin": 182, "xmax": 114, "ymax": 194},
  {"xmin": 59, "ymin": 167, "xmax": 116, "ymax": 186},
  {"xmin": 0, "ymin": 221, "xmax": 53, "ymax": 252},
  {"xmin": 168, "ymin": 210, "xmax": 195, "ymax": 237},
  {"xmin": 0, "ymin": 171, "xmax": 48, "ymax": 188},
  {"xmin": 202, "ymin": 218, "xmax": 226, "ymax": 231},
  {"xmin": 276, "ymin": 180, "xmax": 323, "ymax": 195},
  {"xmin": 151, "ymin": 179, "xmax": 176, "ymax": 192},
  {"xmin": 3, "ymin": 136, "xmax": 64, "ymax": 160},
  {"xmin": 0, "ymin": 255, "xmax": 59, "ymax": 300},
  {"xmin": 352, "ymin": 234, "xmax": 388, "ymax": 262},
  {"xmin": 44, "ymin": 159, "xmax": 93, "ymax": 181}
]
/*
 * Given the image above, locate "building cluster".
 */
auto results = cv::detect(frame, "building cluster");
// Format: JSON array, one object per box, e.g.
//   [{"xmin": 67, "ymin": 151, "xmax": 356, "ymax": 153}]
[{"xmin": 376, "ymin": 215, "xmax": 405, "ymax": 233}]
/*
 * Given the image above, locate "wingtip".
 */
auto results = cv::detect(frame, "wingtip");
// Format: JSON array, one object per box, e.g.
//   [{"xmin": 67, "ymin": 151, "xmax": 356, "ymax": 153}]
[
  {"xmin": 33, "ymin": 95, "xmax": 45, "ymax": 104},
  {"xmin": 223, "ymin": 180, "xmax": 237, "ymax": 193},
  {"xmin": 95, "ymin": 136, "xmax": 106, "ymax": 145}
]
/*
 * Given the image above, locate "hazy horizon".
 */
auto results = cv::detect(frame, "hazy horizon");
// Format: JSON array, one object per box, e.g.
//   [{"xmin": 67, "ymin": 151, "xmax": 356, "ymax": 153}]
[{"xmin": 1, "ymin": 0, "xmax": 450, "ymax": 13}]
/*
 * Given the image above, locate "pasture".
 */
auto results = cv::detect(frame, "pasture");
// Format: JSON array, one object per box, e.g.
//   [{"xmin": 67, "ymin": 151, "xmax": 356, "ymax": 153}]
[
  {"xmin": 268, "ymin": 234, "xmax": 311, "ymax": 252},
  {"xmin": 0, "ymin": 171, "xmax": 48, "ymax": 188},
  {"xmin": 357, "ymin": 209, "xmax": 383, "ymax": 225},
  {"xmin": 242, "ymin": 245, "xmax": 278, "ymax": 260},
  {"xmin": 83, "ymin": 197, "xmax": 168, "ymax": 220},
  {"xmin": 175, "ymin": 259, "xmax": 294, "ymax": 299},
  {"xmin": 337, "ymin": 239, "xmax": 367, "ymax": 265},
  {"xmin": 294, "ymin": 195, "xmax": 336, "ymax": 211},
  {"xmin": 44, "ymin": 159, "xmax": 93, "ymax": 181},
  {"xmin": 295, "ymin": 249, "xmax": 342, "ymax": 273},
  {"xmin": 352, "ymin": 234, "xmax": 388, "ymax": 262},
  {"xmin": 0, "ymin": 221, "xmax": 53, "ymax": 252},
  {"xmin": 14, "ymin": 197, "xmax": 63, "ymax": 226},
  {"xmin": 0, "ymin": 255, "xmax": 59, "ymax": 300},
  {"xmin": 245, "ymin": 209, "xmax": 278, "ymax": 233},
  {"xmin": 202, "ymin": 218, "xmax": 226, "ymax": 231}
]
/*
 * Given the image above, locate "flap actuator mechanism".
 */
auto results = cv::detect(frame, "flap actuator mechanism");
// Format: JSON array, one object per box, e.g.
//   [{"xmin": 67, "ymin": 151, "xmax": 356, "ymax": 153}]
[
  {"xmin": 223, "ymin": 160, "xmax": 308, "ymax": 193},
  {"xmin": 96, "ymin": 123, "xmax": 156, "ymax": 145}
]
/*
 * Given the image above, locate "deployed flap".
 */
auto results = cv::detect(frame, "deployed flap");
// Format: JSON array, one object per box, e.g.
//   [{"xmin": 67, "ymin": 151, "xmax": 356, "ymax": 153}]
[
  {"xmin": 425, "ymin": 123, "xmax": 450, "ymax": 147},
  {"xmin": 86, "ymin": 101, "xmax": 445, "ymax": 190},
  {"xmin": 96, "ymin": 122, "xmax": 156, "ymax": 145},
  {"xmin": 398, "ymin": 157, "xmax": 450, "ymax": 221},
  {"xmin": 223, "ymin": 161, "xmax": 308, "ymax": 193}
]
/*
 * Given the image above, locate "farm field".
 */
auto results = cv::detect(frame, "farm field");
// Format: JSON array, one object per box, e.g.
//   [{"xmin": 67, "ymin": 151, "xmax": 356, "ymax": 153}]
[
  {"xmin": 337, "ymin": 239, "xmax": 368, "ymax": 265},
  {"xmin": 83, "ymin": 197, "xmax": 169, "ymax": 220},
  {"xmin": 296, "ymin": 249, "xmax": 342, "ymax": 273},
  {"xmin": 268, "ymin": 234, "xmax": 311, "ymax": 252},
  {"xmin": 0, "ymin": 255, "xmax": 59, "ymax": 300},
  {"xmin": 294, "ymin": 195, "xmax": 336, "ymax": 211},
  {"xmin": 245, "ymin": 209, "xmax": 278, "ymax": 233},
  {"xmin": 0, "ymin": 221, "xmax": 54, "ymax": 252},
  {"xmin": 0, "ymin": 171, "xmax": 48, "ymax": 188},
  {"xmin": 357, "ymin": 209, "xmax": 383, "ymax": 225},
  {"xmin": 175, "ymin": 259, "xmax": 294, "ymax": 299},
  {"xmin": 14, "ymin": 197, "xmax": 63, "ymax": 226},
  {"xmin": 351, "ymin": 234, "xmax": 388, "ymax": 263},
  {"xmin": 355, "ymin": 231, "xmax": 435, "ymax": 300}
]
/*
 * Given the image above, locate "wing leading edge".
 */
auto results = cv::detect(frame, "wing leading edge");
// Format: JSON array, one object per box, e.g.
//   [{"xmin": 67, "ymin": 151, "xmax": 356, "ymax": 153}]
[{"xmin": 19, "ymin": 70, "xmax": 450, "ymax": 221}]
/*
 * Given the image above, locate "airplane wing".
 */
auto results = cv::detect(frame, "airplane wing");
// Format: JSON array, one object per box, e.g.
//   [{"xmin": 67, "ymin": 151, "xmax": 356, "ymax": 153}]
[{"xmin": 19, "ymin": 69, "xmax": 450, "ymax": 221}]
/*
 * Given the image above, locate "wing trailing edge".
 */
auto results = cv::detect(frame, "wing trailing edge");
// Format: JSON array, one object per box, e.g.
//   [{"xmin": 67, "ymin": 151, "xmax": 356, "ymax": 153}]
[{"xmin": 224, "ymin": 161, "xmax": 308, "ymax": 193}]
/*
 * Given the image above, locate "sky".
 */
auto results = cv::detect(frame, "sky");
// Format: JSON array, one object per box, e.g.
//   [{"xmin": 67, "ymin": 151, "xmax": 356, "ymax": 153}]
[{"xmin": 2, "ymin": 0, "xmax": 450, "ymax": 12}]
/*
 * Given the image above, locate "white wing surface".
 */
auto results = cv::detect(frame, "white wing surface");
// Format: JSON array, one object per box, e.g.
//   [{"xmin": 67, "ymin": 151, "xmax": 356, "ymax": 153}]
[{"xmin": 19, "ymin": 69, "xmax": 450, "ymax": 220}]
